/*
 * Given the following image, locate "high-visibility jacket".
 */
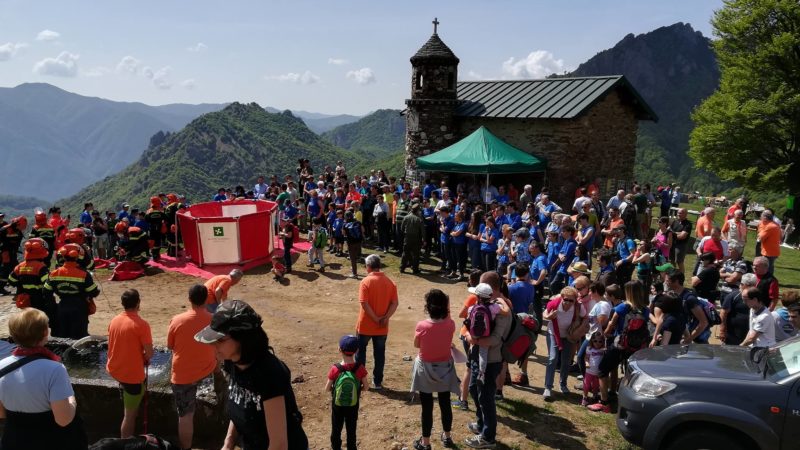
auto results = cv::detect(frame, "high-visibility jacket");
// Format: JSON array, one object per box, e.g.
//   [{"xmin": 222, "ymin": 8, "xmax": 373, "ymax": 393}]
[{"xmin": 44, "ymin": 262, "xmax": 99, "ymax": 301}]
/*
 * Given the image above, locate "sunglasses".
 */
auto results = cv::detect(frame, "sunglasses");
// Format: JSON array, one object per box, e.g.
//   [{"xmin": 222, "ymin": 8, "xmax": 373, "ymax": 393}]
[{"xmin": 562, "ymin": 298, "xmax": 576, "ymax": 302}]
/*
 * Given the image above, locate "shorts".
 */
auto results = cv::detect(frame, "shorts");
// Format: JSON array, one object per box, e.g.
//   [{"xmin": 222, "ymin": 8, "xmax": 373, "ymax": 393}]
[
  {"xmin": 172, "ymin": 382, "xmax": 199, "ymax": 416},
  {"xmin": 206, "ymin": 303, "xmax": 218, "ymax": 314},
  {"xmin": 120, "ymin": 382, "xmax": 145, "ymax": 410},
  {"xmin": 597, "ymin": 347, "xmax": 626, "ymax": 378},
  {"xmin": 671, "ymin": 245, "xmax": 688, "ymax": 264}
]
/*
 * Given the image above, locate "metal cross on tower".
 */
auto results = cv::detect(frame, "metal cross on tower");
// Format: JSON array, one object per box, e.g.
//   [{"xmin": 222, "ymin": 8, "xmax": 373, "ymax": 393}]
[{"xmin": 432, "ymin": 17, "xmax": 440, "ymax": 34}]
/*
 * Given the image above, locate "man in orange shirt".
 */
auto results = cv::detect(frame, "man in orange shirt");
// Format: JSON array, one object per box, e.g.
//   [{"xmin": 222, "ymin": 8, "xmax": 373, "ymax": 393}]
[
  {"xmin": 204, "ymin": 269, "xmax": 243, "ymax": 313},
  {"xmin": 355, "ymin": 254, "xmax": 398, "ymax": 390},
  {"xmin": 168, "ymin": 284, "xmax": 217, "ymax": 450},
  {"xmin": 695, "ymin": 207, "xmax": 715, "ymax": 239},
  {"xmin": 601, "ymin": 207, "xmax": 624, "ymax": 249},
  {"xmin": 106, "ymin": 289, "xmax": 154, "ymax": 438},
  {"xmin": 758, "ymin": 210, "xmax": 782, "ymax": 273}
]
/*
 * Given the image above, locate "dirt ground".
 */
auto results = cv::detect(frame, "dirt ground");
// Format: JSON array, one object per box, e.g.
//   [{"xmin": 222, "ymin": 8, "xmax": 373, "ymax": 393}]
[{"xmin": 2, "ymin": 244, "xmax": 631, "ymax": 450}]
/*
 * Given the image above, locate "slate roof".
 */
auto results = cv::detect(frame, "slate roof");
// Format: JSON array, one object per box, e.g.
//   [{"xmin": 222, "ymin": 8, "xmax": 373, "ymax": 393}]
[
  {"xmin": 411, "ymin": 33, "xmax": 460, "ymax": 64},
  {"xmin": 455, "ymin": 75, "xmax": 657, "ymax": 121}
]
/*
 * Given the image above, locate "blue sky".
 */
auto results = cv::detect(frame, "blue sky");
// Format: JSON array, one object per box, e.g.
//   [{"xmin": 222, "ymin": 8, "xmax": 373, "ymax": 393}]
[{"xmin": 0, "ymin": 0, "xmax": 723, "ymax": 115}]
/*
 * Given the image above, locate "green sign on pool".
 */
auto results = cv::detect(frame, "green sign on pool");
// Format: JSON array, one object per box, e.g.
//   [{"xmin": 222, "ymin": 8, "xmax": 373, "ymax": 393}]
[{"xmin": 213, "ymin": 226, "xmax": 224, "ymax": 237}]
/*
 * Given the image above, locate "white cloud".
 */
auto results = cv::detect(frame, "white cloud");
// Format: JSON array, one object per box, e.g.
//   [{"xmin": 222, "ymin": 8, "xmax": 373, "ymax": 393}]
[
  {"xmin": 187, "ymin": 42, "xmax": 207, "ymax": 53},
  {"xmin": 501, "ymin": 50, "xmax": 567, "ymax": 79},
  {"xmin": 0, "ymin": 42, "xmax": 26, "ymax": 61},
  {"xmin": 464, "ymin": 70, "xmax": 485, "ymax": 80},
  {"xmin": 151, "ymin": 66, "xmax": 172, "ymax": 89},
  {"xmin": 346, "ymin": 67, "xmax": 375, "ymax": 85},
  {"xmin": 33, "ymin": 51, "xmax": 79, "ymax": 77},
  {"xmin": 116, "ymin": 55, "xmax": 141, "ymax": 74},
  {"xmin": 327, "ymin": 57, "xmax": 347, "ymax": 65},
  {"xmin": 36, "ymin": 29, "xmax": 60, "ymax": 42},
  {"xmin": 267, "ymin": 70, "xmax": 320, "ymax": 85},
  {"xmin": 180, "ymin": 78, "xmax": 197, "ymax": 90},
  {"xmin": 141, "ymin": 66, "xmax": 154, "ymax": 78}
]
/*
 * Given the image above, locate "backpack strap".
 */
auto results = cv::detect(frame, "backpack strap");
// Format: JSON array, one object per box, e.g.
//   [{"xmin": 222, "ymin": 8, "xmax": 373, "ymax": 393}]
[{"xmin": 0, "ymin": 354, "xmax": 47, "ymax": 379}]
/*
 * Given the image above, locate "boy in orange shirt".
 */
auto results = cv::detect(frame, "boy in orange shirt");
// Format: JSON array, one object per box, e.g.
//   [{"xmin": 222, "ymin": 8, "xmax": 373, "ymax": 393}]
[
  {"xmin": 106, "ymin": 289, "xmax": 154, "ymax": 438},
  {"xmin": 168, "ymin": 284, "xmax": 218, "ymax": 450}
]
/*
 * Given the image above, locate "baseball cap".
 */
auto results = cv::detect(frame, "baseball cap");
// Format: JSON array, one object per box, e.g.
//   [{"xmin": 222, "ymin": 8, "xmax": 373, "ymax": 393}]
[
  {"xmin": 339, "ymin": 335, "xmax": 359, "ymax": 355},
  {"xmin": 194, "ymin": 300, "xmax": 263, "ymax": 344},
  {"xmin": 468, "ymin": 283, "xmax": 493, "ymax": 299},
  {"xmin": 122, "ymin": 203, "xmax": 130, "ymax": 208},
  {"xmin": 655, "ymin": 262, "xmax": 675, "ymax": 272}
]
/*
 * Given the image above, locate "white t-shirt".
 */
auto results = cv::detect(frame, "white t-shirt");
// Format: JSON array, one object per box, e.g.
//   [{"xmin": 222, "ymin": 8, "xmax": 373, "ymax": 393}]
[
  {"xmin": 586, "ymin": 347, "xmax": 606, "ymax": 376},
  {"xmin": 549, "ymin": 299, "xmax": 587, "ymax": 335},
  {"xmin": 587, "ymin": 300, "xmax": 612, "ymax": 339},
  {"xmin": 750, "ymin": 307, "xmax": 776, "ymax": 348}
]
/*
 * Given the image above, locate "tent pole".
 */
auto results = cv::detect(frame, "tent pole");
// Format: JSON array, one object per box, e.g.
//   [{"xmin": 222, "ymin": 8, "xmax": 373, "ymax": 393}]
[{"xmin": 485, "ymin": 173, "xmax": 490, "ymax": 205}]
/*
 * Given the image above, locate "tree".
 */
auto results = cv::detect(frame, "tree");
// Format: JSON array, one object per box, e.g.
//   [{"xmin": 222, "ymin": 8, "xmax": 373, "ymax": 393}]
[{"xmin": 689, "ymin": 0, "xmax": 800, "ymax": 197}]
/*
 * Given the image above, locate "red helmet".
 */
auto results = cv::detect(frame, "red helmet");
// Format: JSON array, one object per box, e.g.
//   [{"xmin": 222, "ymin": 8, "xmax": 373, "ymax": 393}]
[
  {"xmin": 167, "ymin": 193, "xmax": 179, "ymax": 203},
  {"xmin": 34, "ymin": 211, "xmax": 47, "ymax": 226},
  {"xmin": 150, "ymin": 196, "xmax": 161, "ymax": 208},
  {"xmin": 58, "ymin": 243, "xmax": 83, "ymax": 261},
  {"xmin": 114, "ymin": 222, "xmax": 128, "ymax": 234},
  {"xmin": 65, "ymin": 228, "xmax": 85, "ymax": 245},
  {"xmin": 11, "ymin": 216, "xmax": 27, "ymax": 230},
  {"xmin": 23, "ymin": 238, "xmax": 49, "ymax": 261}
]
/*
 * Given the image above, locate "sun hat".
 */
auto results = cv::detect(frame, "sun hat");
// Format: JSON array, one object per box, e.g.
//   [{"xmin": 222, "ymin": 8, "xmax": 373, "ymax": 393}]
[
  {"xmin": 195, "ymin": 300, "xmax": 263, "ymax": 344},
  {"xmin": 569, "ymin": 261, "xmax": 591, "ymax": 275}
]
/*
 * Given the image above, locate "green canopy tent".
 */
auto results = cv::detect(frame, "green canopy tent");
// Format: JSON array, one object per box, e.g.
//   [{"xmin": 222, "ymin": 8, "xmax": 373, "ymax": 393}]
[{"xmin": 415, "ymin": 126, "xmax": 546, "ymax": 202}]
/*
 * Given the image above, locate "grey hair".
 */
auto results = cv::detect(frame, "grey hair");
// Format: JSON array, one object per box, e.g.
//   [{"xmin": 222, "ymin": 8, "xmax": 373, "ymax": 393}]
[
  {"xmin": 704, "ymin": 207, "xmax": 715, "ymax": 215},
  {"xmin": 524, "ymin": 184, "xmax": 532, "ymax": 190},
  {"xmin": 741, "ymin": 273, "xmax": 757, "ymax": 287},
  {"xmin": 230, "ymin": 268, "xmax": 244, "ymax": 280},
  {"xmin": 365, "ymin": 254, "xmax": 382, "ymax": 270},
  {"xmin": 753, "ymin": 256, "xmax": 769, "ymax": 267}
]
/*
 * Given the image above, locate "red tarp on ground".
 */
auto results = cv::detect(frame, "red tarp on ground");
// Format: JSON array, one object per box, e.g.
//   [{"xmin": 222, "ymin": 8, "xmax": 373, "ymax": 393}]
[
  {"xmin": 110, "ymin": 261, "xmax": 145, "ymax": 281},
  {"xmin": 145, "ymin": 236, "xmax": 311, "ymax": 280}
]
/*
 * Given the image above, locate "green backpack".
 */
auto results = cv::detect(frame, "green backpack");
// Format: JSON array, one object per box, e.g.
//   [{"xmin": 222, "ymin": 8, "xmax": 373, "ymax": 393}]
[
  {"xmin": 314, "ymin": 228, "xmax": 328, "ymax": 249},
  {"xmin": 333, "ymin": 363, "xmax": 361, "ymax": 407}
]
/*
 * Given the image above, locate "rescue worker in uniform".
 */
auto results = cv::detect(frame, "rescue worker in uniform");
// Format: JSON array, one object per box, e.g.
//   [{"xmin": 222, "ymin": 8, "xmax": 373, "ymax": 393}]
[
  {"xmin": 29, "ymin": 210, "xmax": 56, "ymax": 268},
  {"xmin": 8, "ymin": 238, "xmax": 58, "ymax": 327},
  {"xmin": 56, "ymin": 228, "xmax": 95, "ymax": 271},
  {"xmin": 145, "ymin": 196, "xmax": 167, "ymax": 261},
  {"xmin": 48, "ymin": 207, "xmax": 70, "ymax": 250},
  {"xmin": 0, "ymin": 216, "xmax": 28, "ymax": 295},
  {"xmin": 114, "ymin": 222, "xmax": 150, "ymax": 265},
  {"xmin": 400, "ymin": 203, "xmax": 425, "ymax": 274},
  {"xmin": 164, "ymin": 193, "xmax": 184, "ymax": 257},
  {"xmin": 45, "ymin": 243, "xmax": 99, "ymax": 339}
]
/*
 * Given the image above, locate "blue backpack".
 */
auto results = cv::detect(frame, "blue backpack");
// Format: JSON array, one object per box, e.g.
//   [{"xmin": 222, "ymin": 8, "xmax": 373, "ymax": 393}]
[{"xmin": 345, "ymin": 221, "xmax": 363, "ymax": 242}]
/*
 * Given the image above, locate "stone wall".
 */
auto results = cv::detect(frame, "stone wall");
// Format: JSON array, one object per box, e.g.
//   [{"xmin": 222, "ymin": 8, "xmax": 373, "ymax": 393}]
[{"xmin": 457, "ymin": 89, "xmax": 638, "ymax": 206}]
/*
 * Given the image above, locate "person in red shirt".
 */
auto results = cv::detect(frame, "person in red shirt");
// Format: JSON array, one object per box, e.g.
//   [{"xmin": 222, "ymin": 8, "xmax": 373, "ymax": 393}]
[
  {"xmin": 726, "ymin": 198, "xmax": 743, "ymax": 220},
  {"xmin": 325, "ymin": 335, "xmax": 368, "ymax": 450},
  {"xmin": 106, "ymin": 289, "xmax": 153, "ymax": 438},
  {"xmin": 167, "ymin": 284, "xmax": 217, "ymax": 450}
]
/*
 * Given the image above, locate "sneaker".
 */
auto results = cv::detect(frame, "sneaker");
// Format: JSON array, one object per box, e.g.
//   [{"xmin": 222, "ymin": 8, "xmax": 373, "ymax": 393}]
[
  {"xmin": 587, "ymin": 402, "xmax": 611, "ymax": 413},
  {"xmin": 464, "ymin": 435, "xmax": 496, "ymax": 449},
  {"xmin": 511, "ymin": 373, "xmax": 529, "ymax": 386},
  {"xmin": 458, "ymin": 400, "xmax": 469, "ymax": 411},
  {"xmin": 413, "ymin": 438, "xmax": 432, "ymax": 450},
  {"xmin": 318, "ymin": 266, "xmax": 325, "ymax": 273},
  {"xmin": 494, "ymin": 390, "xmax": 504, "ymax": 401},
  {"xmin": 581, "ymin": 397, "xmax": 590, "ymax": 407},
  {"xmin": 576, "ymin": 374, "xmax": 584, "ymax": 381},
  {"xmin": 560, "ymin": 385, "xmax": 571, "ymax": 395},
  {"xmin": 347, "ymin": 273, "xmax": 358, "ymax": 279},
  {"xmin": 371, "ymin": 382, "xmax": 383, "ymax": 391},
  {"xmin": 467, "ymin": 422, "xmax": 481, "ymax": 435},
  {"xmin": 542, "ymin": 388, "xmax": 553, "ymax": 401},
  {"xmin": 440, "ymin": 432, "xmax": 455, "ymax": 448}
]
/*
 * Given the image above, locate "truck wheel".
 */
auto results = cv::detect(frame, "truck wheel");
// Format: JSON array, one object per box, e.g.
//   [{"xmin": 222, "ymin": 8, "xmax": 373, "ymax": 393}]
[{"xmin": 663, "ymin": 429, "xmax": 748, "ymax": 450}]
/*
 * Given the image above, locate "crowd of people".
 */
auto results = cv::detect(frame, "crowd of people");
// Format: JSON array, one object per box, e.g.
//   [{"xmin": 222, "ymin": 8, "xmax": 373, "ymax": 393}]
[{"xmin": 0, "ymin": 155, "xmax": 798, "ymax": 449}]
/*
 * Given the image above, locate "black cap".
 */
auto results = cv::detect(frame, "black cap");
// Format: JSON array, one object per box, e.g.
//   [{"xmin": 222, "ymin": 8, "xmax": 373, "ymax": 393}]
[{"xmin": 194, "ymin": 300, "xmax": 263, "ymax": 344}]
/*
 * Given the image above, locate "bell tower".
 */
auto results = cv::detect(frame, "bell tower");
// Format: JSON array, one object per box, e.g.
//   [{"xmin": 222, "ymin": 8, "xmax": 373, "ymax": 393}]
[{"xmin": 404, "ymin": 18, "xmax": 460, "ymax": 177}]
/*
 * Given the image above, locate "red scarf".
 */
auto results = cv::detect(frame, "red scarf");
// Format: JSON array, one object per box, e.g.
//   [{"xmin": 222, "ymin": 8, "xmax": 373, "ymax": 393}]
[{"xmin": 12, "ymin": 346, "xmax": 61, "ymax": 362}]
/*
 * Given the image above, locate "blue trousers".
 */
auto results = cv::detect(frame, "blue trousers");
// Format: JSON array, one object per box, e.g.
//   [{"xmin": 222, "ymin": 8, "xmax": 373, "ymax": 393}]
[
  {"xmin": 545, "ymin": 333, "xmax": 573, "ymax": 390},
  {"xmin": 356, "ymin": 334, "xmax": 387, "ymax": 385},
  {"xmin": 468, "ymin": 358, "xmax": 500, "ymax": 442}
]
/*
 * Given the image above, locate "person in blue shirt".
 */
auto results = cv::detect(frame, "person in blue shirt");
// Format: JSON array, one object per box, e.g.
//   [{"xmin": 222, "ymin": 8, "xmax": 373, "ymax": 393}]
[
  {"xmin": 80, "ymin": 203, "xmax": 94, "ymax": 227},
  {"xmin": 613, "ymin": 225, "xmax": 636, "ymax": 284},
  {"xmin": 576, "ymin": 213, "xmax": 596, "ymax": 268},
  {"xmin": 550, "ymin": 225, "xmax": 577, "ymax": 294},
  {"xmin": 422, "ymin": 179, "xmax": 436, "ymax": 201},
  {"xmin": 659, "ymin": 187, "xmax": 671, "ymax": 219},
  {"xmin": 494, "ymin": 205, "xmax": 510, "ymax": 230},
  {"xmin": 283, "ymin": 199, "xmax": 298, "ymax": 222},
  {"xmin": 332, "ymin": 209, "xmax": 346, "ymax": 256},
  {"xmin": 507, "ymin": 261, "xmax": 535, "ymax": 385},
  {"xmin": 213, "ymin": 188, "xmax": 227, "ymax": 202},
  {"xmin": 117, "ymin": 204, "xmax": 131, "ymax": 222},
  {"xmin": 537, "ymin": 195, "xmax": 558, "ymax": 232},
  {"xmin": 133, "ymin": 211, "xmax": 149, "ymax": 232},
  {"xmin": 479, "ymin": 216, "xmax": 500, "ymax": 271},
  {"xmin": 506, "ymin": 203, "xmax": 522, "ymax": 231},
  {"xmin": 495, "ymin": 185, "xmax": 509, "ymax": 205},
  {"xmin": 528, "ymin": 242, "xmax": 548, "ymax": 323},
  {"xmin": 438, "ymin": 206, "xmax": 454, "ymax": 274},
  {"xmin": 545, "ymin": 230, "xmax": 561, "ymax": 280},
  {"xmin": 449, "ymin": 211, "xmax": 468, "ymax": 279},
  {"xmin": 421, "ymin": 199, "xmax": 436, "ymax": 257}
]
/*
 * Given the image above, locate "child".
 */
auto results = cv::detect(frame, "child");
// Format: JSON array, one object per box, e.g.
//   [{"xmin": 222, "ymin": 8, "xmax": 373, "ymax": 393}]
[
  {"xmin": 495, "ymin": 224, "xmax": 513, "ymax": 277},
  {"xmin": 333, "ymin": 209, "xmax": 346, "ymax": 256},
  {"xmin": 308, "ymin": 217, "xmax": 327, "ymax": 272},
  {"xmin": 466, "ymin": 282, "xmax": 510, "ymax": 383},
  {"xmin": 506, "ymin": 228, "xmax": 532, "ymax": 281},
  {"xmin": 271, "ymin": 254, "xmax": 286, "ymax": 280},
  {"xmin": 326, "ymin": 203, "xmax": 338, "ymax": 253},
  {"xmin": 325, "ymin": 335, "xmax": 368, "ymax": 450},
  {"xmin": 278, "ymin": 222, "xmax": 294, "ymax": 273},
  {"xmin": 582, "ymin": 331, "xmax": 606, "ymax": 406}
]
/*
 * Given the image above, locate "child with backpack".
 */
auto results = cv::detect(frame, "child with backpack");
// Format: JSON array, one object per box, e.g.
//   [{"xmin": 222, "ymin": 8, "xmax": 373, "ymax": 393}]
[
  {"xmin": 308, "ymin": 217, "xmax": 327, "ymax": 272},
  {"xmin": 333, "ymin": 209, "xmax": 346, "ymax": 256},
  {"xmin": 582, "ymin": 331, "xmax": 606, "ymax": 406},
  {"xmin": 466, "ymin": 283, "xmax": 510, "ymax": 383},
  {"xmin": 326, "ymin": 335, "xmax": 368, "ymax": 450},
  {"xmin": 589, "ymin": 280, "xmax": 650, "ymax": 413},
  {"xmin": 326, "ymin": 203, "xmax": 338, "ymax": 253}
]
